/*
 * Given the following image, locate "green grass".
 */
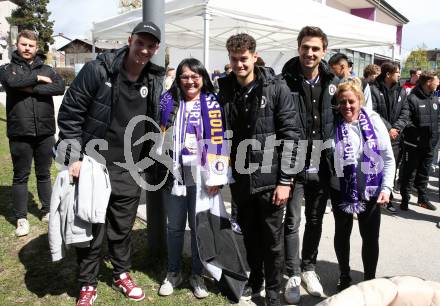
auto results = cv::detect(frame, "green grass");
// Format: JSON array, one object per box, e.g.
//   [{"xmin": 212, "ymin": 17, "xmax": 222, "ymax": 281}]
[{"xmin": 0, "ymin": 105, "xmax": 229, "ymax": 305}]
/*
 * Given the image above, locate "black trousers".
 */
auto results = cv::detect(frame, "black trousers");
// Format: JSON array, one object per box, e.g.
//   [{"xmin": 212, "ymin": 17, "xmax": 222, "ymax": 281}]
[
  {"xmin": 76, "ymin": 192, "xmax": 140, "ymax": 287},
  {"xmin": 330, "ymin": 189, "xmax": 381, "ymax": 280},
  {"xmin": 299, "ymin": 172, "xmax": 331, "ymax": 272},
  {"xmin": 9, "ymin": 135, "xmax": 54, "ymax": 219},
  {"xmin": 399, "ymin": 144, "xmax": 434, "ymax": 204},
  {"xmin": 231, "ymin": 184, "xmax": 285, "ymax": 301}
]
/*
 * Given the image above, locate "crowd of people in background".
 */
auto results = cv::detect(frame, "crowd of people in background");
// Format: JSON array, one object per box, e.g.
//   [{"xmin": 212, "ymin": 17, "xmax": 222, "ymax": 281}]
[{"xmin": 1, "ymin": 22, "xmax": 440, "ymax": 306}]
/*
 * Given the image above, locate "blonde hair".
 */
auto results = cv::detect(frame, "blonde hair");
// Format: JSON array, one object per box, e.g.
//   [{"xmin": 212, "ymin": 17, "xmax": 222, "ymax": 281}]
[{"xmin": 336, "ymin": 77, "xmax": 365, "ymax": 106}]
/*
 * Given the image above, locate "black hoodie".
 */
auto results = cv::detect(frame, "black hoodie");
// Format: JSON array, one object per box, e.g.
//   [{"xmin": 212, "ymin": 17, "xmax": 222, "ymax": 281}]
[{"xmin": 0, "ymin": 51, "xmax": 65, "ymax": 137}]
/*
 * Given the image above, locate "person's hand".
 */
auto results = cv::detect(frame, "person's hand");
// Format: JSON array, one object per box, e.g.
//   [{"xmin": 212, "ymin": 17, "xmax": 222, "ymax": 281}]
[
  {"xmin": 376, "ymin": 192, "xmax": 390, "ymax": 207},
  {"xmin": 389, "ymin": 128, "xmax": 399, "ymax": 140},
  {"xmin": 37, "ymin": 75, "xmax": 52, "ymax": 83},
  {"xmin": 272, "ymin": 185, "xmax": 291, "ymax": 206},
  {"xmin": 68, "ymin": 161, "xmax": 82, "ymax": 181},
  {"xmin": 206, "ymin": 185, "xmax": 220, "ymax": 196}
]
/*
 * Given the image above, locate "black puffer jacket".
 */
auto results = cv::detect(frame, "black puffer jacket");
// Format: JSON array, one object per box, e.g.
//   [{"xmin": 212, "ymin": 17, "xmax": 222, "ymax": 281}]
[
  {"xmin": 403, "ymin": 85, "xmax": 440, "ymax": 149},
  {"xmin": 218, "ymin": 66, "xmax": 300, "ymax": 194},
  {"xmin": 0, "ymin": 51, "xmax": 65, "ymax": 138},
  {"xmin": 370, "ymin": 79, "xmax": 409, "ymax": 132},
  {"xmin": 57, "ymin": 46, "xmax": 165, "ymax": 160},
  {"xmin": 281, "ymin": 57, "xmax": 339, "ymax": 175}
]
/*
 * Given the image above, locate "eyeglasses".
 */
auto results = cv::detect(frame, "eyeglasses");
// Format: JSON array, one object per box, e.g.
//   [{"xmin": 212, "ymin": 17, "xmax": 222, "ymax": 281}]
[{"xmin": 179, "ymin": 74, "xmax": 201, "ymax": 81}]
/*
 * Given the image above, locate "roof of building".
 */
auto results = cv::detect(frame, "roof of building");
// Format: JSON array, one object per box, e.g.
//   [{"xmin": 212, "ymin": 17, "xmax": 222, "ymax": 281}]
[
  {"xmin": 367, "ymin": 0, "xmax": 409, "ymax": 24},
  {"xmin": 57, "ymin": 38, "xmax": 125, "ymax": 53}
]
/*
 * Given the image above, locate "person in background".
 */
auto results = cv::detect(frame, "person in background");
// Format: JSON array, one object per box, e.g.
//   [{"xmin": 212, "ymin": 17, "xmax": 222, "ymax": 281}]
[
  {"xmin": 281, "ymin": 26, "xmax": 339, "ymax": 302},
  {"xmin": 347, "ymin": 60, "xmax": 356, "ymax": 76},
  {"xmin": 331, "ymin": 78, "xmax": 395, "ymax": 291},
  {"xmin": 224, "ymin": 63, "xmax": 232, "ymax": 75},
  {"xmin": 329, "ymin": 52, "xmax": 372, "ymax": 109},
  {"xmin": 363, "ymin": 64, "xmax": 381, "ymax": 84},
  {"xmin": 370, "ymin": 62, "xmax": 409, "ymax": 214},
  {"xmin": 403, "ymin": 68, "xmax": 422, "ymax": 95},
  {"xmin": 164, "ymin": 67, "xmax": 176, "ymax": 90},
  {"xmin": 399, "ymin": 72, "xmax": 440, "ymax": 211},
  {"xmin": 0, "ymin": 29, "xmax": 65, "ymax": 237},
  {"xmin": 157, "ymin": 58, "xmax": 229, "ymax": 299},
  {"xmin": 219, "ymin": 33, "xmax": 300, "ymax": 306},
  {"xmin": 56, "ymin": 21, "xmax": 164, "ymax": 305}
]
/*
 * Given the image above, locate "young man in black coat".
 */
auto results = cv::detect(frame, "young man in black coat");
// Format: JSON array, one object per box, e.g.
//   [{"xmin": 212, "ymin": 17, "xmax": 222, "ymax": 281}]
[
  {"xmin": 56, "ymin": 22, "xmax": 164, "ymax": 305},
  {"xmin": 0, "ymin": 30, "xmax": 65, "ymax": 237},
  {"xmin": 218, "ymin": 33, "xmax": 300, "ymax": 306},
  {"xmin": 400, "ymin": 72, "xmax": 440, "ymax": 211}
]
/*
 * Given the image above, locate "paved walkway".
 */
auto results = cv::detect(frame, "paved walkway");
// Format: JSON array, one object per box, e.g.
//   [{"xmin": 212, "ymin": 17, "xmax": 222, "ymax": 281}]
[{"xmin": 2, "ymin": 92, "xmax": 440, "ymax": 305}]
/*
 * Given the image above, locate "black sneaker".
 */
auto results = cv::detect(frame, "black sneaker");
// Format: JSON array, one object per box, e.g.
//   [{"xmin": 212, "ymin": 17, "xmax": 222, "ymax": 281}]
[
  {"xmin": 418, "ymin": 201, "xmax": 437, "ymax": 211},
  {"xmin": 386, "ymin": 203, "xmax": 397, "ymax": 214},
  {"xmin": 241, "ymin": 283, "xmax": 264, "ymax": 301},
  {"xmin": 265, "ymin": 296, "xmax": 281, "ymax": 306},
  {"xmin": 400, "ymin": 202, "xmax": 409, "ymax": 211},
  {"xmin": 337, "ymin": 275, "xmax": 352, "ymax": 292},
  {"xmin": 241, "ymin": 284, "xmax": 252, "ymax": 301}
]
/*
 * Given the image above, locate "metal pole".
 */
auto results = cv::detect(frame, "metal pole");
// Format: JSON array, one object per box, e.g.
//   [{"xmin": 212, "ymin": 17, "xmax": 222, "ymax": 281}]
[
  {"xmin": 143, "ymin": 0, "xmax": 167, "ymax": 256},
  {"xmin": 203, "ymin": 8, "xmax": 211, "ymax": 69},
  {"xmin": 143, "ymin": 0, "xmax": 165, "ymax": 67}
]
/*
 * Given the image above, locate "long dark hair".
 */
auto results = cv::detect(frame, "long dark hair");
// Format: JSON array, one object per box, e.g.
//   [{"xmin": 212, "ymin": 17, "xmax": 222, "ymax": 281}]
[{"xmin": 169, "ymin": 58, "xmax": 215, "ymax": 101}]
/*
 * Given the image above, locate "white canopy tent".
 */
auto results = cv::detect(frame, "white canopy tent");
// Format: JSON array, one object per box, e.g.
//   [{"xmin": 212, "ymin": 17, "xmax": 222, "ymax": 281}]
[{"xmin": 92, "ymin": 0, "xmax": 397, "ymax": 71}]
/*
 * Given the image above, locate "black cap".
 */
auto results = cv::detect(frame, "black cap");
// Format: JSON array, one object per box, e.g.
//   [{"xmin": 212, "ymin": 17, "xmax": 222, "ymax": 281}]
[{"xmin": 131, "ymin": 21, "xmax": 161, "ymax": 42}]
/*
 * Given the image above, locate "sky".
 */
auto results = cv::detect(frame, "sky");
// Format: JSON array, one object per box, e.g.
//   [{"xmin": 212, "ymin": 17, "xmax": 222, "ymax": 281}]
[{"xmin": 47, "ymin": 0, "xmax": 439, "ymax": 53}]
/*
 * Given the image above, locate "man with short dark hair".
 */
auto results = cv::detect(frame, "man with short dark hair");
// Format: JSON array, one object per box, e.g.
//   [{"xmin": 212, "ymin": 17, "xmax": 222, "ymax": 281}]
[
  {"xmin": 399, "ymin": 72, "xmax": 439, "ymax": 211},
  {"xmin": 218, "ymin": 33, "xmax": 300, "ymax": 306},
  {"xmin": 0, "ymin": 29, "xmax": 65, "ymax": 237},
  {"xmin": 281, "ymin": 26, "xmax": 339, "ymax": 302},
  {"xmin": 403, "ymin": 68, "xmax": 422, "ymax": 95},
  {"xmin": 56, "ymin": 21, "xmax": 165, "ymax": 305}
]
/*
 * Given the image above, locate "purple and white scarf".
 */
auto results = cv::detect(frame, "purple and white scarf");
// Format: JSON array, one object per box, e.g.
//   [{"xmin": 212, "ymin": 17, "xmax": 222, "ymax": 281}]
[
  {"xmin": 160, "ymin": 91, "xmax": 229, "ymax": 195},
  {"xmin": 335, "ymin": 108, "xmax": 383, "ymax": 214}
]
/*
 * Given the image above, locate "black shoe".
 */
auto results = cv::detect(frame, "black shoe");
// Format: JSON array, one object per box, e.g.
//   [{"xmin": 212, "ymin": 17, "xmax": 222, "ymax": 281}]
[
  {"xmin": 337, "ymin": 275, "xmax": 352, "ymax": 292},
  {"xmin": 418, "ymin": 201, "xmax": 437, "ymax": 211},
  {"xmin": 400, "ymin": 202, "xmax": 409, "ymax": 211},
  {"xmin": 386, "ymin": 203, "xmax": 397, "ymax": 214},
  {"xmin": 265, "ymin": 296, "xmax": 281, "ymax": 306},
  {"xmin": 241, "ymin": 283, "xmax": 264, "ymax": 301}
]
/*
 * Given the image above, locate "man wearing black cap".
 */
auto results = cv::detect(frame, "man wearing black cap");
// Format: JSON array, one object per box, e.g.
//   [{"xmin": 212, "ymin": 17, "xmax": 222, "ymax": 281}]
[{"xmin": 56, "ymin": 21, "xmax": 165, "ymax": 305}]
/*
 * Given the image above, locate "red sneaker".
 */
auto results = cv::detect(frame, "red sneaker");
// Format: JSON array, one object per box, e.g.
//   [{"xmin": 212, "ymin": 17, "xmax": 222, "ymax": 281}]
[
  {"xmin": 76, "ymin": 286, "xmax": 97, "ymax": 306},
  {"xmin": 112, "ymin": 272, "xmax": 145, "ymax": 301}
]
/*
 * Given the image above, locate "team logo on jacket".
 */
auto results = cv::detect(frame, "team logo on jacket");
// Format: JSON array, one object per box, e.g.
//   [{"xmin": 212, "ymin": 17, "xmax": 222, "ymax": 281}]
[
  {"xmin": 211, "ymin": 158, "xmax": 226, "ymax": 175},
  {"xmin": 140, "ymin": 86, "xmax": 149, "ymax": 98},
  {"xmin": 434, "ymin": 103, "xmax": 438, "ymax": 110},
  {"xmin": 260, "ymin": 96, "xmax": 267, "ymax": 108},
  {"xmin": 329, "ymin": 84, "xmax": 336, "ymax": 95}
]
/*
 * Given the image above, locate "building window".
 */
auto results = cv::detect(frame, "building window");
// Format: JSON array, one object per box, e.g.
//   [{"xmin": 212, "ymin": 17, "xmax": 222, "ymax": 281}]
[{"xmin": 69, "ymin": 58, "xmax": 75, "ymax": 66}]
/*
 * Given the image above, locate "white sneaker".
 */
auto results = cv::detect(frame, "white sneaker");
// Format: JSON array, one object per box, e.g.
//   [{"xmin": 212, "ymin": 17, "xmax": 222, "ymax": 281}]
[
  {"xmin": 284, "ymin": 276, "xmax": 301, "ymax": 304},
  {"xmin": 41, "ymin": 213, "xmax": 50, "ymax": 223},
  {"xmin": 301, "ymin": 271, "xmax": 323, "ymax": 297},
  {"xmin": 158, "ymin": 272, "xmax": 182, "ymax": 296},
  {"xmin": 324, "ymin": 200, "xmax": 332, "ymax": 214},
  {"xmin": 16, "ymin": 218, "xmax": 29, "ymax": 237},
  {"xmin": 189, "ymin": 274, "xmax": 209, "ymax": 299}
]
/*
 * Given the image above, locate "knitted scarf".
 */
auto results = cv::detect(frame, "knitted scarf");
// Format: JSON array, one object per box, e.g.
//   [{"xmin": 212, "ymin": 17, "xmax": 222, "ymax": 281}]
[{"xmin": 335, "ymin": 109, "xmax": 383, "ymax": 214}]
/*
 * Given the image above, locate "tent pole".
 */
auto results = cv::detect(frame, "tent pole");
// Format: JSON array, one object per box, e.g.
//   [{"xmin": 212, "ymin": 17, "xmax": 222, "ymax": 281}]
[
  {"xmin": 391, "ymin": 44, "xmax": 395, "ymax": 63},
  {"xmin": 203, "ymin": 7, "xmax": 211, "ymax": 70},
  {"xmin": 143, "ymin": 0, "xmax": 167, "ymax": 257},
  {"xmin": 92, "ymin": 33, "xmax": 96, "ymax": 59}
]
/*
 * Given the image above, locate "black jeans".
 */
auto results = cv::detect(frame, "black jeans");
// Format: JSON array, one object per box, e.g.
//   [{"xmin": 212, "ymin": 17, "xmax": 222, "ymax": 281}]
[
  {"xmin": 231, "ymin": 184, "xmax": 285, "ymax": 301},
  {"xmin": 76, "ymin": 192, "xmax": 140, "ymax": 286},
  {"xmin": 284, "ymin": 182, "xmax": 302, "ymax": 277},
  {"xmin": 9, "ymin": 135, "xmax": 54, "ymax": 219},
  {"xmin": 300, "ymin": 172, "xmax": 331, "ymax": 272},
  {"xmin": 399, "ymin": 144, "xmax": 434, "ymax": 204},
  {"xmin": 330, "ymin": 188, "xmax": 381, "ymax": 280}
]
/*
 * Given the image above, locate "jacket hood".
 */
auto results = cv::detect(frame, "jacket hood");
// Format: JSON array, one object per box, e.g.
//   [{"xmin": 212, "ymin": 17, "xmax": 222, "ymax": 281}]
[
  {"xmin": 281, "ymin": 56, "xmax": 334, "ymax": 81},
  {"xmin": 11, "ymin": 50, "xmax": 44, "ymax": 67},
  {"xmin": 96, "ymin": 46, "xmax": 165, "ymax": 77}
]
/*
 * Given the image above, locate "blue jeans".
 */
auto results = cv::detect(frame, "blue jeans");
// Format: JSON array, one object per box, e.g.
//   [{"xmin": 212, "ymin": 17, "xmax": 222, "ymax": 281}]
[{"xmin": 163, "ymin": 186, "xmax": 203, "ymax": 275}]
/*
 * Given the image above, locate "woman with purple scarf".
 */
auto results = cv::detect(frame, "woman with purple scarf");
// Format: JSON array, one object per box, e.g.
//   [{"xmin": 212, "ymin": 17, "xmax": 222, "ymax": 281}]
[
  {"xmin": 331, "ymin": 78, "xmax": 395, "ymax": 291},
  {"xmin": 157, "ymin": 58, "xmax": 230, "ymax": 299}
]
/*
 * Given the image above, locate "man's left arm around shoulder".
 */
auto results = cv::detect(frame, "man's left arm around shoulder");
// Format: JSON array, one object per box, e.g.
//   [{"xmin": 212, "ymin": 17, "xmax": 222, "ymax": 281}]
[{"xmin": 32, "ymin": 66, "xmax": 65, "ymax": 96}]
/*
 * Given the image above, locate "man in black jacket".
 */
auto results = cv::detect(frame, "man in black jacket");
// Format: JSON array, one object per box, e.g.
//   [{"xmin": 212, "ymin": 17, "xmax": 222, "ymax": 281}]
[
  {"xmin": 281, "ymin": 26, "xmax": 339, "ymax": 302},
  {"xmin": 399, "ymin": 72, "xmax": 440, "ymax": 211},
  {"xmin": 218, "ymin": 33, "xmax": 300, "ymax": 306},
  {"xmin": 56, "ymin": 22, "xmax": 164, "ymax": 305},
  {"xmin": 0, "ymin": 30, "xmax": 65, "ymax": 237},
  {"xmin": 370, "ymin": 62, "xmax": 409, "ymax": 213}
]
